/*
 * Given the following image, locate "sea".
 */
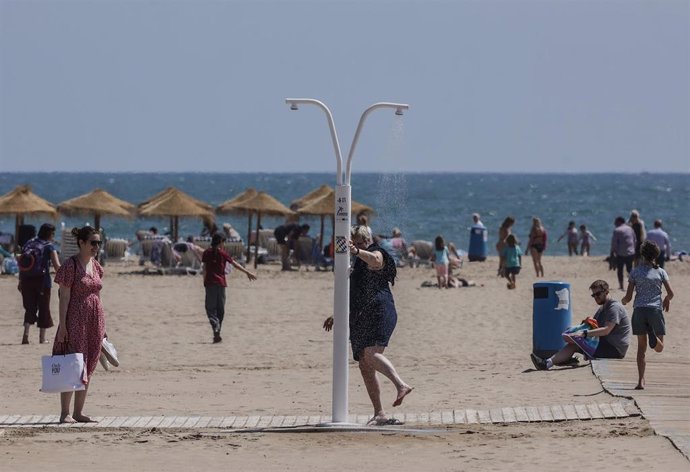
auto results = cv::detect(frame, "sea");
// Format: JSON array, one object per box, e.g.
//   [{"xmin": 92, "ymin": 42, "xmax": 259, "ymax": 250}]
[{"xmin": 1, "ymin": 172, "xmax": 688, "ymax": 257}]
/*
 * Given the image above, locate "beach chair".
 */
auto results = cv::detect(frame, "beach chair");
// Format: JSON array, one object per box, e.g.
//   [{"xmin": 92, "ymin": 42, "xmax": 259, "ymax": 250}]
[
  {"xmin": 105, "ymin": 238, "xmax": 128, "ymax": 260},
  {"xmin": 264, "ymin": 237, "xmax": 280, "ymax": 262},
  {"xmin": 59, "ymin": 229, "xmax": 80, "ymax": 263},
  {"xmin": 409, "ymin": 240, "xmax": 433, "ymax": 267},
  {"xmin": 223, "ymin": 241, "xmax": 247, "ymax": 262}
]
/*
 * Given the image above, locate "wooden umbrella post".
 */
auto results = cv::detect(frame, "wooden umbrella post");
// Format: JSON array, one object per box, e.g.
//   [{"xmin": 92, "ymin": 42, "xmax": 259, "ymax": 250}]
[
  {"xmin": 246, "ymin": 212, "xmax": 253, "ymax": 263},
  {"xmin": 253, "ymin": 211, "xmax": 262, "ymax": 269}
]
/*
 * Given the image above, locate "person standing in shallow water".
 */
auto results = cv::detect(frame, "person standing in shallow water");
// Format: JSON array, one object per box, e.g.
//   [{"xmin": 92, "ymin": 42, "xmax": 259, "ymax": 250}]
[
  {"xmin": 202, "ymin": 233, "xmax": 257, "ymax": 343},
  {"xmin": 323, "ymin": 225, "xmax": 412, "ymax": 425}
]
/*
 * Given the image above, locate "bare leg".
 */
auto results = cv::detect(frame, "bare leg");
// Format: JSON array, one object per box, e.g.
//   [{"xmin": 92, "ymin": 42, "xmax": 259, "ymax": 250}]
[
  {"xmin": 73, "ymin": 386, "xmax": 93, "ymax": 422},
  {"xmin": 359, "ymin": 358, "xmax": 384, "ymax": 419},
  {"xmin": 654, "ymin": 335, "xmax": 664, "ymax": 353},
  {"xmin": 636, "ymin": 335, "xmax": 647, "ymax": 389},
  {"xmin": 22, "ymin": 323, "xmax": 30, "ymax": 344},
  {"xmin": 362, "ymin": 346, "xmax": 412, "ymax": 407},
  {"xmin": 535, "ymin": 252, "xmax": 544, "ymax": 277},
  {"xmin": 39, "ymin": 328, "xmax": 47, "ymax": 344},
  {"xmin": 549, "ymin": 344, "xmax": 579, "ymax": 366},
  {"xmin": 60, "ymin": 392, "xmax": 76, "ymax": 423}
]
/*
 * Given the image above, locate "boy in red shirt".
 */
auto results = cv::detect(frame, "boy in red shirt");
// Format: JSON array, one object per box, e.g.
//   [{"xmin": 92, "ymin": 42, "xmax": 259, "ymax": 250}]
[{"xmin": 202, "ymin": 234, "xmax": 257, "ymax": 343}]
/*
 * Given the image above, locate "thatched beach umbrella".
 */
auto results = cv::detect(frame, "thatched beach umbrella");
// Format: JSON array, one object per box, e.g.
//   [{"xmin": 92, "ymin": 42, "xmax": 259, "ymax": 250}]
[
  {"xmin": 290, "ymin": 184, "xmax": 332, "ymax": 211},
  {"xmin": 228, "ymin": 191, "xmax": 294, "ymax": 268},
  {"xmin": 297, "ymin": 188, "xmax": 374, "ymax": 251},
  {"xmin": 0, "ymin": 185, "xmax": 57, "ymax": 244},
  {"xmin": 58, "ymin": 188, "xmax": 134, "ymax": 230},
  {"xmin": 138, "ymin": 187, "xmax": 213, "ymax": 241},
  {"xmin": 216, "ymin": 188, "xmax": 258, "ymax": 260}
]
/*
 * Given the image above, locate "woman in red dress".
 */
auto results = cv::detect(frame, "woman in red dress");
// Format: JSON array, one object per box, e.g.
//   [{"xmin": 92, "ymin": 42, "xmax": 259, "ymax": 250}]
[{"xmin": 53, "ymin": 226, "xmax": 105, "ymax": 423}]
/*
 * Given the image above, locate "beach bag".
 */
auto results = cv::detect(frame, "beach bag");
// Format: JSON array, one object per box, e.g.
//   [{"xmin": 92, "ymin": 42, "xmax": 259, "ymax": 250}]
[
  {"xmin": 18, "ymin": 238, "xmax": 49, "ymax": 278},
  {"xmin": 2, "ymin": 257, "xmax": 19, "ymax": 274},
  {"xmin": 41, "ymin": 352, "xmax": 86, "ymax": 393},
  {"xmin": 562, "ymin": 317, "xmax": 600, "ymax": 359}
]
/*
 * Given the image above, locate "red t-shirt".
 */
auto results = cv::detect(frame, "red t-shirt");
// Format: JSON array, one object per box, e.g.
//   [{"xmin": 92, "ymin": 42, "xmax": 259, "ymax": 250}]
[{"xmin": 202, "ymin": 247, "xmax": 234, "ymax": 287}]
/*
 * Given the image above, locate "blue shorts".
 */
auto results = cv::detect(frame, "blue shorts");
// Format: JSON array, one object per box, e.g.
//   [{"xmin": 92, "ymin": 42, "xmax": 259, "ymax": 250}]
[
  {"xmin": 505, "ymin": 266, "xmax": 521, "ymax": 275},
  {"xmin": 631, "ymin": 306, "xmax": 666, "ymax": 336}
]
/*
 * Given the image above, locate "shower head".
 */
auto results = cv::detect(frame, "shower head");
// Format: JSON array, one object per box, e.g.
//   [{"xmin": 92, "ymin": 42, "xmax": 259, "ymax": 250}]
[{"xmin": 395, "ymin": 107, "xmax": 405, "ymax": 116}]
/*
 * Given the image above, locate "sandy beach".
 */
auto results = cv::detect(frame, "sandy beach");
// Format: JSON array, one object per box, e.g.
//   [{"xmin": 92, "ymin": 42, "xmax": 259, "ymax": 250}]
[{"xmin": 1, "ymin": 255, "xmax": 689, "ymax": 471}]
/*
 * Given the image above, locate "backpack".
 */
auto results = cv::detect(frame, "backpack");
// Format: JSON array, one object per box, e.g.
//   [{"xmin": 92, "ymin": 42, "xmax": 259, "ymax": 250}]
[{"xmin": 18, "ymin": 238, "xmax": 49, "ymax": 278}]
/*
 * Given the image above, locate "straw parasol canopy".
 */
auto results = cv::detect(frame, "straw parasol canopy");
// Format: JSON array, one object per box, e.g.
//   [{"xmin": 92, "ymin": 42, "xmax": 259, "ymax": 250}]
[
  {"xmin": 0, "ymin": 185, "xmax": 57, "ymax": 244},
  {"xmin": 289, "ymin": 184, "xmax": 332, "ymax": 211},
  {"xmin": 227, "ymin": 191, "xmax": 294, "ymax": 268},
  {"xmin": 58, "ymin": 188, "xmax": 135, "ymax": 230},
  {"xmin": 138, "ymin": 187, "xmax": 213, "ymax": 241},
  {"xmin": 297, "ymin": 189, "xmax": 374, "ymax": 251},
  {"xmin": 216, "ymin": 188, "xmax": 258, "ymax": 259}
]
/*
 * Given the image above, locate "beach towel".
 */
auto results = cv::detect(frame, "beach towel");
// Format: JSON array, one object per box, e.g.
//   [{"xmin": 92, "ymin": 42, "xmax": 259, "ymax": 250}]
[{"xmin": 563, "ymin": 317, "xmax": 599, "ymax": 359}]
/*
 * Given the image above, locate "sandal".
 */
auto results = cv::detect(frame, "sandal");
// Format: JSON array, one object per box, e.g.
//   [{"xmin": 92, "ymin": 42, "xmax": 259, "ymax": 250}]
[{"xmin": 368, "ymin": 416, "xmax": 405, "ymax": 426}]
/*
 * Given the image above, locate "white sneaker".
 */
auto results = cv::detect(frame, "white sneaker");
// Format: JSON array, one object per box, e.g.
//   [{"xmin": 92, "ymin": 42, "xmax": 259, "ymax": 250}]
[{"xmin": 99, "ymin": 352, "xmax": 111, "ymax": 371}]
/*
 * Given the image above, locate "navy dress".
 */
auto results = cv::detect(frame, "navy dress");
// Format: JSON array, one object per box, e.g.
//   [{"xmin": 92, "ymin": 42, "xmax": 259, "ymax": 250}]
[{"xmin": 349, "ymin": 243, "xmax": 398, "ymax": 361}]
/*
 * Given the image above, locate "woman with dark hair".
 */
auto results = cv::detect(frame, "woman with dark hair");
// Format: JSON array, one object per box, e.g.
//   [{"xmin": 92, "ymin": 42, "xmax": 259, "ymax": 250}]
[
  {"xmin": 621, "ymin": 240, "xmax": 674, "ymax": 390},
  {"xmin": 18, "ymin": 223, "xmax": 60, "ymax": 344},
  {"xmin": 52, "ymin": 226, "xmax": 105, "ymax": 423},
  {"xmin": 323, "ymin": 225, "xmax": 412, "ymax": 425},
  {"xmin": 628, "ymin": 210, "xmax": 646, "ymax": 266}
]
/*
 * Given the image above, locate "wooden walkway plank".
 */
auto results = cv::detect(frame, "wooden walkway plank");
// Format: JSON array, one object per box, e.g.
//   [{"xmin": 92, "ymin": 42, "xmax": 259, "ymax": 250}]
[
  {"xmin": 513, "ymin": 407, "xmax": 529, "ymax": 422},
  {"xmin": 244, "ymin": 416, "xmax": 261, "ymax": 428},
  {"xmin": 489, "ymin": 409, "xmax": 504, "ymax": 423},
  {"xmin": 452, "ymin": 410, "xmax": 466, "ymax": 424},
  {"xmin": 219, "ymin": 416, "xmax": 237, "ymax": 428},
  {"xmin": 574, "ymin": 405, "xmax": 591, "ymax": 420},
  {"xmin": 592, "ymin": 358, "xmax": 690, "ymax": 460},
  {"xmin": 477, "ymin": 410, "xmax": 492, "ymax": 424},
  {"xmin": 538, "ymin": 406, "xmax": 554, "ymax": 422},
  {"xmin": 441, "ymin": 411, "xmax": 454, "ymax": 425},
  {"xmin": 158, "ymin": 416, "xmax": 177, "ymax": 428},
  {"xmin": 525, "ymin": 406, "xmax": 541, "ymax": 422},
  {"xmin": 551, "ymin": 405, "xmax": 566, "ymax": 421},
  {"xmin": 586, "ymin": 404, "xmax": 604, "ymax": 420},
  {"xmin": 134, "ymin": 416, "xmax": 153, "ymax": 428},
  {"xmin": 562, "ymin": 405, "xmax": 579, "ymax": 420},
  {"xmin": 598, "ymin": 403, "xmax": 616, "ymax": 419},
  {"xmin": 465, "ymin": 409, "xmax": 478, "ymax": 424},
  {"xmin": 501, "ymin": 407, "xmax": 517, "ymax": 423}
]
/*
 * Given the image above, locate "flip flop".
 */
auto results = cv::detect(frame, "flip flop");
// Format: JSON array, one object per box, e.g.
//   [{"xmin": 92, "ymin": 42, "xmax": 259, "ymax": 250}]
[{"xmin": 368, "ymin": 417, "xmax": 404, "ymax": 426}]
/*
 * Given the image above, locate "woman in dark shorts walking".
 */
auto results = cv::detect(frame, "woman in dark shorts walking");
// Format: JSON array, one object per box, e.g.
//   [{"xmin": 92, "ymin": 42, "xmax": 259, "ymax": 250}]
[
  {"xmin": 622, "ymin": 240, "xmax": 674, "ymax": 390},
  {"xmin": 323, "ymin": 225, "xmax": 412, "ymax": 425}
]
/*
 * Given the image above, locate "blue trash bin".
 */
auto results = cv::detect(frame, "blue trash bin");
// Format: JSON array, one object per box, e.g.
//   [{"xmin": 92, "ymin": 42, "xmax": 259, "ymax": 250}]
[
  {"xmin": 467, "ymin": 224, "xmax": 487, "ymax": 262},
  {"xmin": 533, "ymin": 281, "xmax": 572, "ymax": 358}
]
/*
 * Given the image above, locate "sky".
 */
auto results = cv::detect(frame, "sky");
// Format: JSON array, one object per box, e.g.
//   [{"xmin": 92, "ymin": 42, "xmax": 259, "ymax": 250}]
[{"xmin": 0, "ymin": 0, "xmax": 688, "ymax": 173}]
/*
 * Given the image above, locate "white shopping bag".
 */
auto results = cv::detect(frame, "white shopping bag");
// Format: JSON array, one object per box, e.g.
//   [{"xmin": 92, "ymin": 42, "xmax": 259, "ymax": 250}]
[{"xmin": 41, "ymin": 353, "xmax": 86, "ymax": 393}]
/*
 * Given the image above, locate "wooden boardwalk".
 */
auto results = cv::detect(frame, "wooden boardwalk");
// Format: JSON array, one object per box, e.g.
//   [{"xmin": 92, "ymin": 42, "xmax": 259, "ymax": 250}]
[
  {"xmin": 592, "ymin": 358, "xmax": 690, "ymax": 461},
  {"xmin": 0, "ymin": 401, "xmax": 638, "ymax": 430}
]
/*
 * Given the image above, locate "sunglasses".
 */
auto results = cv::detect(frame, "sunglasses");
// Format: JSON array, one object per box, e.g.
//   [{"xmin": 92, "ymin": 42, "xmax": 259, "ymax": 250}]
[
  {"xmin": 591, "ymin": 290, "xmax": 606, "ymax": 298},
  {"xmin": 89, "ymin": 240, "xmax": 103, "ymax": 247}
]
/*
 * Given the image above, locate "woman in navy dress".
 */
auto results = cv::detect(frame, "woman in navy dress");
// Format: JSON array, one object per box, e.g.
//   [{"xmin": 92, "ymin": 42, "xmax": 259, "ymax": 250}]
[{"xmin": 324, "ymin": 225, "xmax": 412, "ymax": 425}]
